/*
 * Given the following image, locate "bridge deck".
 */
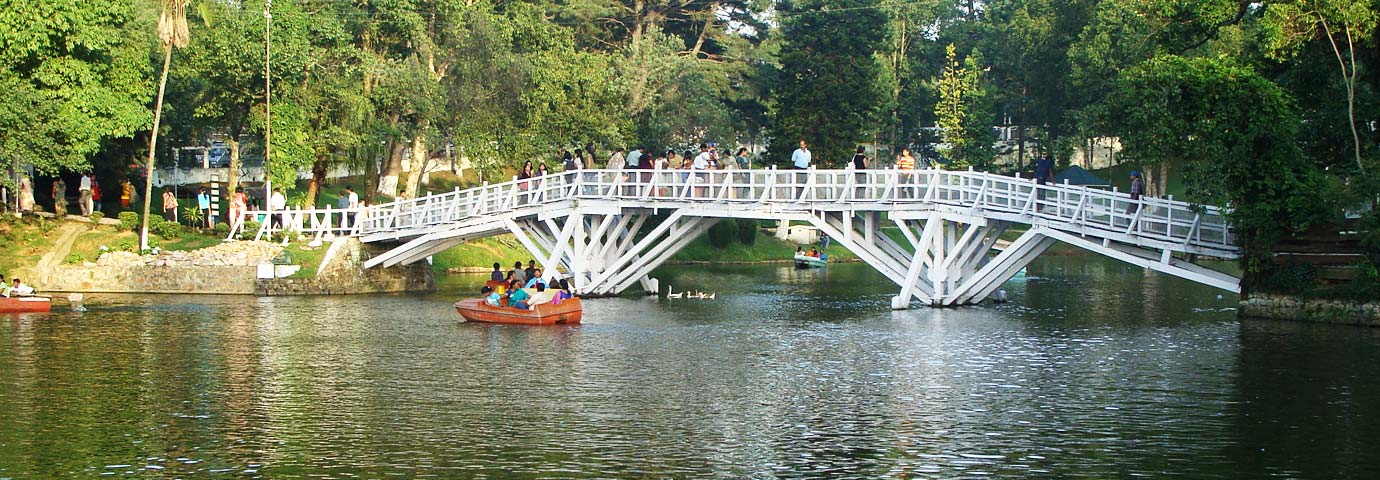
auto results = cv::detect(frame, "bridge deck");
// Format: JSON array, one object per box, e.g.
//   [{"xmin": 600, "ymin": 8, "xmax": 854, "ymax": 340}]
[{"xmin": 349, "ymin": 168, "xmax": 1236, "ymax": 258}]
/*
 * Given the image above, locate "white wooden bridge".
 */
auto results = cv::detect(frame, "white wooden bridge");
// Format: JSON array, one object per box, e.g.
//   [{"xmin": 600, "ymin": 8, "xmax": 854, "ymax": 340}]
[{"xmin": 231, "ymin": 168, "xmax": 1241, "ymax": 309}]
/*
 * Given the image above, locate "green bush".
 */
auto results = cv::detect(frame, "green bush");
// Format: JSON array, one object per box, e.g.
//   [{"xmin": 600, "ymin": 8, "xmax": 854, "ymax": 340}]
[
  {"xmin": 212, "ymin": 222, "xmax": 230, "ymax": 236},
  {"xmin": 90, "ymin": 211, "xmax": 104, "ymax": 222},
  {"xmin": 151, "ymin": 219, "xmax": 183, "ymax": 238},
  {"xmin": 239, "ymin": 221, "xmax": 262, "ymax": 240},
  {"xmin": 117, "ymin": 211, "xmax": 140, "ymax": 231},
  {"xmin": 117, "ymin": 240, "xmax": 135, "ymax": 252},
  {"xmin": 708, "ymin": 219, "xmax": 738, "ymax": 248},
  {"xmin": 737, "ymin": 219, "xmax": 758, "ymax": 246},
  {"xmin": 64, "ymin": 253, "xmax": 85, "ymax": 265}
]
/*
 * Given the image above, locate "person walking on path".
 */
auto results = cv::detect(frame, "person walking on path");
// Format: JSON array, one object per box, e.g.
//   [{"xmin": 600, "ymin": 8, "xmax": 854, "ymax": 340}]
[
  {"xmin": 78, "ymin": 172, "xmax": 92, "ymax": 216},
  {"xmin": 18, "ymin": 175, "xmax": 34, "ymax": 213},
  {"xmin": 91, "ymin": 179, "xmax": 102, "ymax": 214},
  {"xmin": 197, "ymin": 187, "xmax": 212, "ymax": 229},
  {"xmin": 52, "ymin": 178, "xmax": 68, "ymax": 217},
  {"xmin": 161, "ymin": 187, "xmax": 177, "ymax": 222},
  {"xmin": 120, "ymin": 179, "xmax": 133, "ymax": 209}
]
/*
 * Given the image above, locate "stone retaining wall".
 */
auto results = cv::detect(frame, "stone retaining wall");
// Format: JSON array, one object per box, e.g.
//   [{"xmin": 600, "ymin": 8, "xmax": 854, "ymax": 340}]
[
  {"xmin": 1240, "ymin": 294, "xmax": 1380, "ymax": 327},
  {"xmin": 255, "ymin": 238, "xmax": 434, "ymax": 296},
  {"xmin": 36, "ymin": 265, "xmax": 258, "ymax": 294}
]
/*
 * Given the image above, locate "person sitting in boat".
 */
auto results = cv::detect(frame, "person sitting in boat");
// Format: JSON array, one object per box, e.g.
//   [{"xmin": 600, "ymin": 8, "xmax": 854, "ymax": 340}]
[
  {"xmin": 795, "ymin": 246, "xmax": 804, "ymax": 256},
  {"xmin": 481, "ymin": 286, "xmax": 502, "ymax": 307},
  {"xmin": 6, "ymin": 278, "xmax": 34, "ymax": 297},
  {"xmin": 490, "ymin": 262, "xmax": 504, "ymax": 282},
  {"xmin": 527, "ymin": 283, "xmax": 554, "ymax": 308},
  {"xmin": 508, "ymin": 284, "xmax": 532, "ymax": 309},
  {"xmin": 524, "ymin": 268, "xmax": 548, "ymax": 289},
  {"xmin": 553, "ymin": 279, "xmax": 574, "ymax": 304},
  {"xmin": 809, "ymin": 247, "xmax": 820, "ymax": 258},
  {"xmin": 506, "ymin": 261, "xmax": 527, "ymax": 284}
]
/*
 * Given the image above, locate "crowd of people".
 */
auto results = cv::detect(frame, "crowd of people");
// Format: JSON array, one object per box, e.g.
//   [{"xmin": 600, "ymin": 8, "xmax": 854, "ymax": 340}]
[{"xmin": 481, "ymin": 260, "xmax": 575, "ymax": 310}]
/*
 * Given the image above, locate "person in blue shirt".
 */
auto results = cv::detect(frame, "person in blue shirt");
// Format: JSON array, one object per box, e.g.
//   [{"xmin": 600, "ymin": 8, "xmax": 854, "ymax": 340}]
[
  {"xmin": 524, "ymin": 268, "xmax": 547, "ymax": 289},
  {"xmin": 490, "ymin": 262, "xmax": 504, "ymax": 281},
  {"xmin": 196, "ymin": 187, "xmax": 213, "ymax": 229}
]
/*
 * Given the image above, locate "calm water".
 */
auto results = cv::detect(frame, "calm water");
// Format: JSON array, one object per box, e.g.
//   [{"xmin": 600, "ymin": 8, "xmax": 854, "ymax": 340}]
[{"xmin": 2, "ymin": 257, "xmax": 1380, "ymax": 478}]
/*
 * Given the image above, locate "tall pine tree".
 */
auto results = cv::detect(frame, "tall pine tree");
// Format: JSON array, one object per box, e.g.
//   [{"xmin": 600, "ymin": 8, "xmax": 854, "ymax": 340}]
[{"xmin": 767, "ymin": 0, "xmax": 890, "ymax": 167}]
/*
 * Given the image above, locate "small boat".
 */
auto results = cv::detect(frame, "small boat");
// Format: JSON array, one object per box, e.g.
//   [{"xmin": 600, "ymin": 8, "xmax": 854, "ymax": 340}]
[
  {"xmin": 454, "ymin": 297, "xmax": 582, "ymax": 326},
  {"xmin": 794, "ymin": 254, "xmax": 827, "ymax": 269},
  {"xmin": 0, "ymin": 296, "xmax": 52, "ymax": 313}
]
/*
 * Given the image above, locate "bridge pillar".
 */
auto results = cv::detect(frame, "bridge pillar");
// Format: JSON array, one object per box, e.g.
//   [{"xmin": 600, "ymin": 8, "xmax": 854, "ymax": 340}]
[
  {"xmin": 505, "ymin": 209, "xmax": 716, "ymax": 297},
  {"xmin": 810, "ymin": 210, "xmax": 1046, "ymax": 309}
]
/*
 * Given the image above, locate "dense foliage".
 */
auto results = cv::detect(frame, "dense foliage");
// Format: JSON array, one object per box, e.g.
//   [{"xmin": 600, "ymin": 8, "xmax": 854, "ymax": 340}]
[{"xmin": 2, "ymin": 0, "xmax": 1378, "ymax": 294}]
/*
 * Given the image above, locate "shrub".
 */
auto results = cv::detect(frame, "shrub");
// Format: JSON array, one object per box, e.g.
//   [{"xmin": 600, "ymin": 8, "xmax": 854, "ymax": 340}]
[
  {"xmin": 239, "ymin": 221, "xmax": 262, "ymax": 240},
  {"xmin": 212, "ymin": 222, "xmax": 230, "ymax": 236},
  {"xmin": 737, "ymin": 219, "xmax": 758, "ymax": 246},
  {"xmin": 117, "ymin": 240, "xmax": 135, "ymax": 252},
  {"xmin": 64, "ymin": 253, "xmax": 86, "ymax": 265},
  {"xmin": 117, "ymin": 211, "xmax": 140, "ymax": 231},
  {"xmin": 182, "ymin": 206, "xmax": 204, "ymax": 227},
  {"xmin": 708, "ymin": 219, "xmax": 738, "ymax": 248},
  {"xmin": 90, "ymin": 211, "xmax": 104, "ymax": 222},
  {"xmin": 151, "ymin": 220, "xmax": 183, "ymax": 238}
]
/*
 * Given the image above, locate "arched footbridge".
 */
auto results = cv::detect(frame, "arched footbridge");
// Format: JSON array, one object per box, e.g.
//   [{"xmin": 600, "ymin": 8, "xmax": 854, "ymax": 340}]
[{"xmin": 235, "ymin": 168, "xmax": 1241, "ymax": 309}]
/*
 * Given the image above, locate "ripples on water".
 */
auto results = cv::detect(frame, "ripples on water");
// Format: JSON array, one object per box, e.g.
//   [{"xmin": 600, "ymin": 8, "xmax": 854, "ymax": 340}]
[{"xmin": 2, "ymin": 257, "xmax": 1379, "ymax": 478}]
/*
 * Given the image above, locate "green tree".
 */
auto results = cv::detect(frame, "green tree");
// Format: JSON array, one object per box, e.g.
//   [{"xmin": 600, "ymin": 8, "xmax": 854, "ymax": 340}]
[
  {"xmin": 0, "ymin": 1, "xmax": 153, "ymax": 179},
  {"xmin": 1263, "ymin": 0, "xmax": 1378, "ymax": 174},
  {"xmin": 767, "ymin": 0, "xmax": 891, "ymax": 167},
  {"xmin": 1109, "ymin": 55, "xmax": 1327, "ymax": 284},
  {"xmin": 934, "ymin": 44, "xmax": 994, "ymax": 169}
]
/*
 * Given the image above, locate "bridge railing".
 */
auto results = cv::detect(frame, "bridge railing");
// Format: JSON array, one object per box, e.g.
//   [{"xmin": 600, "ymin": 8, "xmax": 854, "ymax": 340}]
[{"xmin": 355, "ymin": 168, "xmax": 1235, "ymax": 254}]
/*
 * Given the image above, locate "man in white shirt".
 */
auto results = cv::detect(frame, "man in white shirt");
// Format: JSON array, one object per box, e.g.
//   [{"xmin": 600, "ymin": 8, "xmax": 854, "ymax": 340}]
[
  {"xmin": 625, "ymin": 147, "xmax": 642, "ymax": 169},
  {"xmin": 269, "ymin": 188, "xmax": 287, "ymax": 229},
  {"xmin": 791, "ymin": 140, "xmax": 812, "ymax": 169},
  {"xmin": 692, "ymin": 144, "xmax": 712, "ymax": 170},
  {"xmin": 78, "ymin": 173, "xmax": 93, "ymax": 215}
]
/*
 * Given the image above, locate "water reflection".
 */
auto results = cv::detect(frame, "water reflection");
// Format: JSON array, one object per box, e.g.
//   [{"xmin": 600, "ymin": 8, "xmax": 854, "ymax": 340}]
[{"xmin": 0, "ymin": 258, "xmax": 1377, "ymax": 478}]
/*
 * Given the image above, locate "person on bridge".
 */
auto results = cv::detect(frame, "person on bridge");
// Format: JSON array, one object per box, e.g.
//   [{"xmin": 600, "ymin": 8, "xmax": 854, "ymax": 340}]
[
  {"xmin": 792, "ymin": 140, "xmax": 811, "ymax": 170},
  {"xmin": 1127, "ymin": 171, "xmax": 1144, "ymax": 215},
  {"xmin": 625, "ymin": 147, "xmax": 642, "ymax": 169},
  {"xmin": 607, "ymin": 148, "xmax": 625, "ymax": 170},
  {"xmin": 1035, "ymin": 154, "xmax": 1055, "ymax": 204}
]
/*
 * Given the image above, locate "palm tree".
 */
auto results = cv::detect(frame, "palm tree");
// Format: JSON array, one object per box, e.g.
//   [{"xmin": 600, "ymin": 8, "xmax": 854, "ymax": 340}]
[{"xmin": 140, "ymin": 0, "xmax": 191, "ymax": 250}]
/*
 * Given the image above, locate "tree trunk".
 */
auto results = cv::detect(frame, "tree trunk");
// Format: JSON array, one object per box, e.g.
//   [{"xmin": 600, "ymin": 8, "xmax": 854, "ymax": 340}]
[
  {"xmin": 305, "ymin": 155, "xmax": 327, "ymax": 207},
  {"xmin": 364, "ymin": 142, "xmax": 381, "ymax": 205},
  {"xmin": 1158, "ymin": 162, "xmax": 1169, "ymax": 198},
  {"xmin": 403, "ymin": 131, "xmax": 427, "ymax": 200},
  {"xmin": 378, "ymin": 141, "xmax": 404, "ymax": 199},
  {"xmin": 1016, "ymin": 84, "xmax": 1027, "ymax": 172},
  {"xmin": 140, "ymin": 44, "xmax": 173, "ymax": 250},
  {"xmin": 226, "ymin": 136, "xmax": 242, "ymax": 197}
]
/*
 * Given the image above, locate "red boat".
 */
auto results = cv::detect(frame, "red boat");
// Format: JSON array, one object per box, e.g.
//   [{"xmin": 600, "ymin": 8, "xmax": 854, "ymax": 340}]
[
  {"xmin": 454, "ymin": 297, "xmax": 582, "ymax": 326},
  {"xmin": 0, "ymin": 296, "xmax": 52, "ymax": 313}
]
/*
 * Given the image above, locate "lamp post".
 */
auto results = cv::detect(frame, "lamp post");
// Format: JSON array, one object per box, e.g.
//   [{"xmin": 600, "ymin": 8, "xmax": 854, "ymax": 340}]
[{"xmin": 263, "ymin": 0, "xmax": 273, "ymax": 214}]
